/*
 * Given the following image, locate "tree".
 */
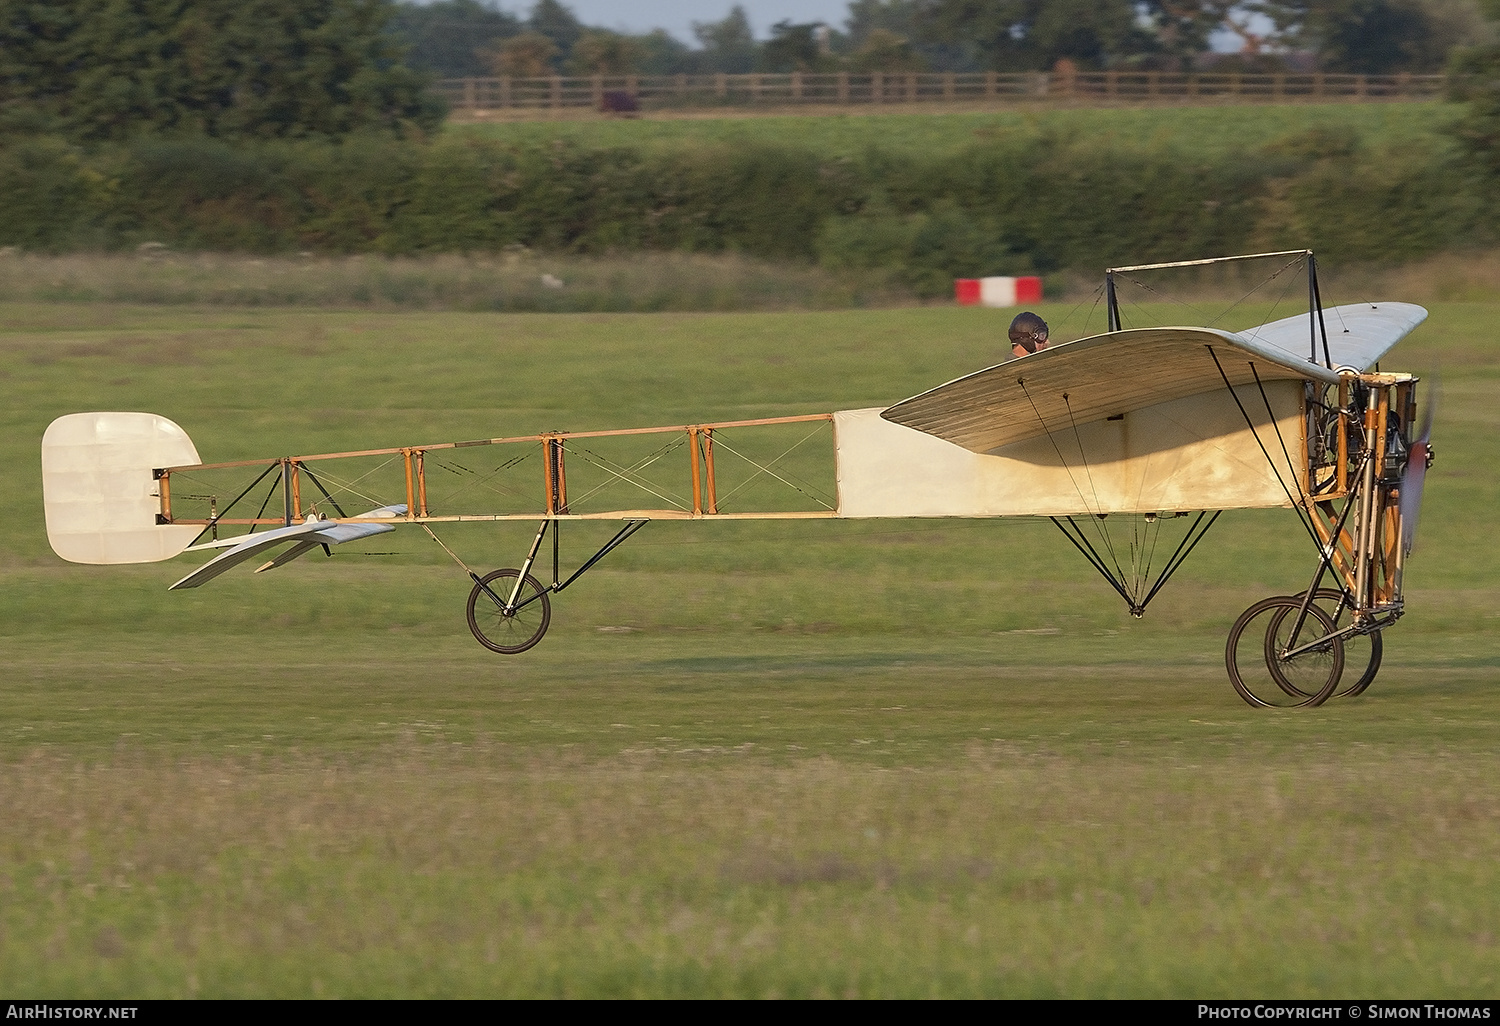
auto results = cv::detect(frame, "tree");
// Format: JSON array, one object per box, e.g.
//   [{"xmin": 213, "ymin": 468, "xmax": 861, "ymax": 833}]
[
  {"xmin": 1138, "ymin": 0, "xmax": 1232, "ymax": 67},
  {"xmin": 916, "ymin": 0, "xmax": 1154, "ymax": 70},
  {"xmin": 692, "ymin": 5, "xmax": 758, "ymax": 73},
  {"xmin": 526, "ymin": 0, "xmax": 582, "ymax": 62},
  {"xmin": 633, "ymin": 29, "xmax": 697, "ymax": 74},
  {"xmin": 1255, "ymin": 0, "xmax": 1489, "ymax": 72},
  {"xmin": 387, "ymin": 0, "xmax": 521, "ymax": 79},
  {"xmin": 0, "ymin": 0, "xmax": 440, "ymax": 142},
  {"xmin": 760, "ymin": 20, "xmax": 842, "ymax": 72},
  {"xmin": 485, "ymin": 32, "xmax": 559, "ymax": 76},
  {"xmin": 1450, "ymin": 0, "xmax": 1500, "ymax": 179},
  {"xmin": 568, "ymin": 30, "xmax": 646, "ymax": 74},
  {"xmin": 846, "ymin": 0, "xmax": 921, "ymax": 47},
  {"xmin": 848, "ymin": 28, "xmax": 928, "ymax": 70}
]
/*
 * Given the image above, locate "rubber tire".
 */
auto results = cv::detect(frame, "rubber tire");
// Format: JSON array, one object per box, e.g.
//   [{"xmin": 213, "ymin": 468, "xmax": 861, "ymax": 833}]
[
  {"xmin": 467, "ymin": 568, "xmax": 551, "ymax": 654},
  {"xmin": 1284, "ymin": 588, "xmax": 1382, "ymax": 698},
  {"xmin": 1226, "ymin": 597, "xmax": 1344, "ymax": 709}
]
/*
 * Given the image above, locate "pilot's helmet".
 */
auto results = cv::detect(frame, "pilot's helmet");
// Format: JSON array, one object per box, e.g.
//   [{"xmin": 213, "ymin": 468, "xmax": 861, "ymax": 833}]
[{"xmin": 1008, "ymin": 311, "xmax": 1049, "ymax": 353}]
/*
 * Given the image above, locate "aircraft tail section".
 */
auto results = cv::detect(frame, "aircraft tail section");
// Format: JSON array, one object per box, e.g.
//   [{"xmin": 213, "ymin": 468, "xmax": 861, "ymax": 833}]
[{"xmin": 42, "ymin": 412, "xmax": 203, "ymax": 564}]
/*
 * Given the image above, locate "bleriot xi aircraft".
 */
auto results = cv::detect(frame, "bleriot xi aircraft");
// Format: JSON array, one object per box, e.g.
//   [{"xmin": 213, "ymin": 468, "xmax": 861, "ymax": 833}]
[{"xmin": 42, "ymin": 251, "xmax": 1432, "ymax": 708}]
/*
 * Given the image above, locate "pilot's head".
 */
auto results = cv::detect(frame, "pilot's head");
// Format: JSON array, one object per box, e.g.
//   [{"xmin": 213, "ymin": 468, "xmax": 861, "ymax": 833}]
[{"xmin": 1009, "ymin": 311, "xmax": 1050, "ymax": 357}]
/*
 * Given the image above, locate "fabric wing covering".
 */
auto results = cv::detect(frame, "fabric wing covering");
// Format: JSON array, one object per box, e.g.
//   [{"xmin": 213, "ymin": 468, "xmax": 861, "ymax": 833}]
[
  {"xmin": 840, "ymin": 302, "xmax": 1427, "ymax": 520},
  {"xmin": 880, "ymin": 303, "xmax": 1426, "ymax": 454},
  {"xmin": 168, "ymin": 505, "xmax": 406, "ymax": 590}
]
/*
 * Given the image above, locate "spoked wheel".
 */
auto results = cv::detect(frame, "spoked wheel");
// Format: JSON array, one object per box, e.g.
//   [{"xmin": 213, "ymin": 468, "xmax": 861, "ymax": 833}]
[
  {"xmin": 1282, "ymin": 589, "xmax": 1382, "ymax": 698},
  {"xmin": 467, "ymin": 568, "xmax": 551, "ymax": 654},
  {"xmin": 1225, "ymin": 597, "xmax": 1344, "ymax": 708}
]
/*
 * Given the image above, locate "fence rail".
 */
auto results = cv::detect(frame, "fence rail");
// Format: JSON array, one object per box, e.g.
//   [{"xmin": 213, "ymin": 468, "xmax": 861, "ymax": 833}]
[{"xmin": 436, "ymin": 71, "xmax": 1447, "ymax": 114}]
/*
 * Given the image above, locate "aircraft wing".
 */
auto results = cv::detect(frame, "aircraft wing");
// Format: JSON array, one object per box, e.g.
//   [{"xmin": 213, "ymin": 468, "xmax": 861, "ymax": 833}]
[
  {"xmin": 1235, "ymin": 302, "xmax": 1427, "ymax": 371},
  {"xmin": 168, "ymin": 505, "xmax": 405, "ymax": 590},
  {"xmin": 881, "ymin": 325, "xmax": 1341, "ymax": 454}
]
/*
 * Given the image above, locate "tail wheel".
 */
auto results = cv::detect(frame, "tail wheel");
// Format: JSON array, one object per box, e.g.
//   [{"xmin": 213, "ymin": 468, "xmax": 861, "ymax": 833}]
[
  {"xmin": 467, "ymin": 568, "xmax": 551, "ymax": 654},
  {"xmin": 1225, "ymin": 597, "xmax": 1344, "ymax": 708},
  {"xmin": 1286, "ymin": 588, "xmax": 1382, "ymax": 698}
]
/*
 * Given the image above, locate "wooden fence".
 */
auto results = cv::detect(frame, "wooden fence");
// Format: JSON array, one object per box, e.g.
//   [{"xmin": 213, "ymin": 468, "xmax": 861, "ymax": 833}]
[{"xmin": 436, "ymin": 71, "xmax": 1447, "ymax": 114}]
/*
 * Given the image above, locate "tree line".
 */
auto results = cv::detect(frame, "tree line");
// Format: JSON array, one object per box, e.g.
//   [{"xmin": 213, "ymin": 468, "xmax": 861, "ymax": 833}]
[
  {"xmin": 395, "ymin": 0, "xmax": 1493, "ymax": 79},
  {"xmin": 0, "ymin": 124, "xmax": 1483, "ymax": 279},
  {"xmin": 1, "ymin": 0, "xmax": 1498, "ymax": 271},
  {"xmin": 1, "ymin": 0, "xmax": 1494, "ymax": 145}
]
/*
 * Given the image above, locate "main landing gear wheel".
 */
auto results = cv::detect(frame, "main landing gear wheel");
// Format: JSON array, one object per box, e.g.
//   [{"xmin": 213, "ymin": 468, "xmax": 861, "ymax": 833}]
[
  {"xmin": 1280, "ymin": 588, "xmax": 1383, "ymax": 698},
  {"xmin": 467, "ymin": 568, "xmax": 551, "ymax": 654},
  {"xmin": 1226, "ymin": 597, "xmax": 1344, "ymax": 708}
]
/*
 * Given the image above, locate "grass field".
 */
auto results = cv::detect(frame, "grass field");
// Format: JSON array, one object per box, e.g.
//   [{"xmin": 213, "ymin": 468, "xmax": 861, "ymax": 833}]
[
  {"xmin": 449, "ymin": 101, "xmax": 1462, "ymax": 159},
  {"xmin": 2, "ymin": 293, "xmax": 1498, "ymax": 997}
]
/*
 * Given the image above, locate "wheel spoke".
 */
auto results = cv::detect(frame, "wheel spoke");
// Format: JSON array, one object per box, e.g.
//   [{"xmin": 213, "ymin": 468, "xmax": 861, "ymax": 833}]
[
  {"xmin": 467, "ymin": 569, "xmax": 551, "ymax": 654},
  {"xmin": 1290, "ymin": 588, "xmax": 1383, "ymax": 698},
  {"xmin": 1226, "ymin": 596, "xmax": 1344, "ymax": 708}
]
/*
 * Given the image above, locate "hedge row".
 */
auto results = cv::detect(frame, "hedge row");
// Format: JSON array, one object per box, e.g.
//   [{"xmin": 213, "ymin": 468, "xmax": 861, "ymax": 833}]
[{"xmin": 0, "ymin": 130, "xmax": 1489, "ymax": 293}]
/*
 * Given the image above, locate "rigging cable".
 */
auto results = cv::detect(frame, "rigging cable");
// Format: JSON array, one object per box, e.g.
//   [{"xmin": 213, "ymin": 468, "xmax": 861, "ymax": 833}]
[{"xmin": 1207, "ymin": 347, "xmax": 1325, "ymax": 556}]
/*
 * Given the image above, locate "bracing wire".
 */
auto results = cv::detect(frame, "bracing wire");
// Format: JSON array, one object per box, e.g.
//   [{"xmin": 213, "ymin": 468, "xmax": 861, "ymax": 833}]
[
  {"xmin": 426, "ymin": 451, "xmax": 536, "ymax": 509},
  {"xmin": 710, "ymin": 425, "xmax": 836, "ymax": 510},
  {"xmin": 570, "ymin": 436, "xmax": 692, "ymax": 510}
]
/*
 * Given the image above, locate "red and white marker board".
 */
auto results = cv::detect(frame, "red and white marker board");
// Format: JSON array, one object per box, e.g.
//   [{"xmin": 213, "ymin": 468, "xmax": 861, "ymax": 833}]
[{"xmin": 955, "ymin": 276, "xmax": 1042, "ymax": 307}]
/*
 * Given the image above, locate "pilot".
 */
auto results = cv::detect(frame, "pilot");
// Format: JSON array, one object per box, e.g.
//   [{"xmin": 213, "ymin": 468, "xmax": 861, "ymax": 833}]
[{"xmin": 1009, "ymin": 311, "xmax": 1049, "ymax": 358}]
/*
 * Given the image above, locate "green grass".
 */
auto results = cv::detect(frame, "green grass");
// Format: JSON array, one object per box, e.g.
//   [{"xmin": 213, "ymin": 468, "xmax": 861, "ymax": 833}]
[
  {"xmin": 449, "ymin": 101, "xmax": 1462, "ymax": 160},
  {"xmin": 1, "ymin": 295, "xmax": 1498, "ymax": 996}
]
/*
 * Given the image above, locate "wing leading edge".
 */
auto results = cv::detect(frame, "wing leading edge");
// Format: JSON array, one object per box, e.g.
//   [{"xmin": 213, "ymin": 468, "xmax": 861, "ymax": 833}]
[{"xmin": 1238, "ymin": 302, "xmax": 1426, "ymax": 372}]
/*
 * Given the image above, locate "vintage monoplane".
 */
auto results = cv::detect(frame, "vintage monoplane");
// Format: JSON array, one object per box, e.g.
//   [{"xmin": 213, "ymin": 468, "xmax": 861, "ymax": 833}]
[{"xmin": 41, "ymin": 251, "xmax": 1432, "ymax": 707}]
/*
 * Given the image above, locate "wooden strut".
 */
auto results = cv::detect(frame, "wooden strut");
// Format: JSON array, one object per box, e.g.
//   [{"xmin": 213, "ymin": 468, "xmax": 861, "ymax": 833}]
[
  {"xmin": 159, "ymin": 413, "xmax": 833, "ymax": 525},
  {"xmin": 165, "ymin": 511, "xmax": 840, "ymax": 525},
  {"xmin": 164, "ymin": 413, "xmax": 833, "ymax": 473},
  {"xmin": 704, "ymin": 428, "xmax": 717, "ymax": 515},
  {"xmin": 541, "ymin": 436, "xmax": 555, "ymax": 517},
  {"xmin": 403, "ymin": 449, "xmax": 415, "ymax": 520},
  {"xmin": 417, "ymin": 450, "xmax": 429, "ymax": 518},
  {"xmin": 689, "ymin": 427, "xmax": 702, "ymax": 516},
  {"xmin": 158, "ymin": 467, "xmax": 173, "ymax": 523}
]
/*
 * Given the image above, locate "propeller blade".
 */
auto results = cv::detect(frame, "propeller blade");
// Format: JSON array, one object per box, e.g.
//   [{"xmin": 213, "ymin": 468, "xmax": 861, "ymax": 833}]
[
  {"xmin": 1415, "ymin": 376, "xmax": 1435, "ymax": 446},
  {"xmin": 1400, "ymin": 443, "xmax": 1427, "ymax": 555},
  {"xmin": 1400, "ymin": 376, "xmax": 1437, "ymax": 555}
]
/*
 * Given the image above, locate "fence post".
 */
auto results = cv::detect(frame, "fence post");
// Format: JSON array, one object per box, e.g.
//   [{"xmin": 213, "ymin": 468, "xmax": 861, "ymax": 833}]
[
  {"xmin": 715, "ymin": 72, "xmax": 726, "ymax": 98},
  {"xmin": 501, "ymin": 76, "xmax": 512, "ymax": 108},
  {"xmin": 591, "ymin": 74, "xmax": 603, "ymax": 108},
  {"xmin": 871, "ymin": 71, "xmax": 882, "ymax": 104},
  {"xmin": 792, "ymin": 71, "xmax": 802, "ymax": 101},
  {"xmin": 838, "ymin": 71, "xmax": 848, "ymax": 102},
  {"xmin": 550, "ymin": 76, "xmax": 561, "ymax": 108}
]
